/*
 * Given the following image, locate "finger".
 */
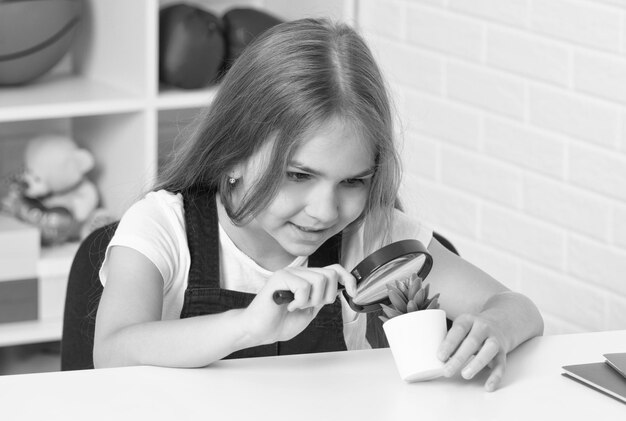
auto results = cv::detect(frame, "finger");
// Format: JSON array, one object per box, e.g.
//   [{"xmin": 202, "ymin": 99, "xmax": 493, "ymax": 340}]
[
  {"xmin": 306, "ymin": 272, "xmax": 328, "ymax": 307},
  {"xmin": 319, "ymin": 269, "xmax": 338, "ymax": 304},
  {"xmin": 461, "ymin": 337, "xmax": 500, "ymax": 379},
  {"xmin": 438, "ymin": 315, "xmax": 472, "ymax": 362},
  {"xmin": 298, "ymin": 267, "xmax": 338, "ymax": 304},
  {"xmin": 325, "ymin": 264, "xmax": 357, "ymax": 297},
  {"xmin": 484, "ymin": 352, "xmax": 506, "ymax": 392},
  {"xmin": 442, "ymin": 322, "xmax": 487, "ymax": 377},
  {"xmin": 284, "ymin": 274, "xmax": 312, "ymax": 312}
]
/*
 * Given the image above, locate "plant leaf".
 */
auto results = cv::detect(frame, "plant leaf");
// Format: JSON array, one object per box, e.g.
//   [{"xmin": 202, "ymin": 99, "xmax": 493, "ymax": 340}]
[
  {"xmin": 407, "ymin": 277, "xmax": 421, "ymax": 299},
  {"xmin": 380, "ymin": 303, "xmax": 403, "ymax": 319},
  {"xmin": 397, "ymin": 280, "xmax": 409, "ymax": 300},
  {"xmin": 413, "ymin": 288, "xmax": 426, "ymax": 308},
  {"xmin": 406, "ymin": 300, "xmax": 418, "ymax": 313},
  {"xmin": 388, "ymin": 289, "xmax": 408, "ymax": 313},
  {"xmin": 379, "ymin": 315, "xmax": 389, "ymax": 323},
  {"xmin": 426, "ymin": 294, "xmax": 440, "ymax": 310}
]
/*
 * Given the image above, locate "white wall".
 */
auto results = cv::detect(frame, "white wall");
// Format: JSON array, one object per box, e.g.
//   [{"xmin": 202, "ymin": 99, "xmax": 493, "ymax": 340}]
[{"xmin": 357, "ymin": 0, "xmax": 626, "ymax": 334}]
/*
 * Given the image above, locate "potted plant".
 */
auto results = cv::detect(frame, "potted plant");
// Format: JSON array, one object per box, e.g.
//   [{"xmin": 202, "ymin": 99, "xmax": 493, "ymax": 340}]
[{"xmin": 380, "ymin": 272, "xmax": 447, "ymax": 382}]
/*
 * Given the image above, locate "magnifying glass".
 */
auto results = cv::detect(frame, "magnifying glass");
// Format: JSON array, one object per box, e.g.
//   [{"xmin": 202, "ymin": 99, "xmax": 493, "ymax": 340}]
[{"xmin": 272, "ymin": 239, "xmax": 433, "ymax": 313}]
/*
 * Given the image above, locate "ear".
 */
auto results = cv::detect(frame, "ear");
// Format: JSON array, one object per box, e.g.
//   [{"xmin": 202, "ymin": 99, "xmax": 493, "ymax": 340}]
[
  {"xmin": 228, "ymin": 163, "xmax": 244, "ymax": 180},
  {"xmin": 75, "ymin": 149, "xmax": 95, "ymax": 173}
]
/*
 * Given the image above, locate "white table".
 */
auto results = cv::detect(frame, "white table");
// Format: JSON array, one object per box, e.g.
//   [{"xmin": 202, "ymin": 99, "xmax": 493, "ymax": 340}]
[{"xmin": 0, "ymin": 330, "xmax": 624, "ymax": 420}]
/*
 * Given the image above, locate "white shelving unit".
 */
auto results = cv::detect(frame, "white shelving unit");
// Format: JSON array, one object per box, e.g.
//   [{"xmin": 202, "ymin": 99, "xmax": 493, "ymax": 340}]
[{"xmin": 0, "ymin": 0, "xmax": 355, "ymax": 347}]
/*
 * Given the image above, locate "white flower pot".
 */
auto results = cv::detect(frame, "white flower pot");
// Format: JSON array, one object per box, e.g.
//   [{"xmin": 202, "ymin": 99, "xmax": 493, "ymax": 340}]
[{"xmin": 383, "ymin": 308, "xmax": 447, "ymax": 382}]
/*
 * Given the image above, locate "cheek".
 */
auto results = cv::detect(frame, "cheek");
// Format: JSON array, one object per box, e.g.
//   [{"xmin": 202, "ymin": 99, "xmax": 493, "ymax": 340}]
[
  {"xmin": 339, "ymin": 189, "xmax": 369, "ymax": 221},
  {"xmin": 263, "ymin": 184, "xmax": 305, "ymax": 219}
]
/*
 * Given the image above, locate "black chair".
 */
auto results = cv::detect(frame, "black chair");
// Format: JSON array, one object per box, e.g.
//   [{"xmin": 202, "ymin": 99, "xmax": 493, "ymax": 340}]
[
  {"xmin": 60, "ymin": 223, "xmax": 458, "ymax": 371},
  {"xmin": 433, "ymin": 231, "xmax": 459, "ymax": 256},
  {"xmin": 60, "ymin": 222, "xmax": 117, "ymax": 371}
]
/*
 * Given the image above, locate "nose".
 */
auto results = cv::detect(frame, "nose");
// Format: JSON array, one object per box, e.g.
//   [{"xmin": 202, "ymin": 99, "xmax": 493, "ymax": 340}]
[{"xmin": 305, "ymin": 184, "xmax": 339, "ymax": 225}]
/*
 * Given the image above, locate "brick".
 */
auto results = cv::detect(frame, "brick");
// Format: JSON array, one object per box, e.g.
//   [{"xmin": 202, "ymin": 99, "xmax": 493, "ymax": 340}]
[
  {"xmin": 519, "ymin": 264, "xmax": 606, "ymax": 331},
  {"xmin": 529, "ymin": 86, "xmax": 620, "ymax": 147},
  {"xmin": 530, "ymin": 0, "xmax": 621, "ymax": 52},
  {"xmin": 447, "ymin": 62, "xmax": 525, "ymax": 119},
  {"xmin": 441, "ymin": 147, "xmax": 522, "ymax": 208},
  {"xmin": 404, "ymin": 91, "xmax": 481, "ymax": 149},
  {"xmin": 486, "ymin": 28, "xmax": 570, "ymax": 86},
  {"xmin": 567, "ymin": 234, "xmax": 626, "ymax": 295},
  {"xmin": 358, "ymin": 0, "xmax": 406, "ymax": 40},
  {"xmin": 369, "ymin": 37, "xmax": 444, "ymax": 94},
  {"xmin": 404, "ymin": 178, "xmax": 480, "ymax": 238},
  {"xmin": 569, "ymin": 143, "xmax": 626, "ymax": 201},
  {"xmin": 575, "ymin": 52, "xmax": 626, "ymax": 105},
  {"xmin": 450, "ymin": 237, "xmax": 521, "ymax": 290},
  {"xmin": 405, "ymin": 5, "xmax": 483, "ymax": 61},
  {"xmin": 613, "ymin": 205, "xmax": 626, "ymax": 248},
  {"xmin": 484, "ymin": 117, "xmax": 566, "ymax": 178},
  {"xmin": 595, "ymin": 0, "xmax": 626, "ymax": 8},
  {"xmin": 400, "ymin": 132, "xmax": 439, "ymax": 180},
  {"xmin": 407, "ymin": 0, "xmax": 446, "ymax": 6},
  {"xmin": 481, "ymin": 205, "xmax": 566, "ymax": 269},
  {"xmin": 523, "ymin": 174, "xmax": 611, "ymax": 241},
  {"xmin": 605, "ymin": 293, "xmax": 626, "ymax": 331},
  {"xmin": 449, "ymin": 0, "xmax": 528, "ymax": 27},
  {"xmin": 542, "ymin": 313, "xmax": 589, "ymax": 335}
]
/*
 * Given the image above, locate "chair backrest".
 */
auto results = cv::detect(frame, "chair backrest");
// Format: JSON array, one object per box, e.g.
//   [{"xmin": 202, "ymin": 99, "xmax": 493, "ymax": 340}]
[
  {"xmin": 60, "ymin": 222, "xmax": 118, "ymax": 371},
  {"xmin": 433, "ymin": 231, "xmax": 459, "ymax": 256}
]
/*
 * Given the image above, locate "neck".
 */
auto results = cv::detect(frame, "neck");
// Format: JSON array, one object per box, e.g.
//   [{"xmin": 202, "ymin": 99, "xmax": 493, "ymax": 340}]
[{"xmin": 215, "ymin": 194, "xmax": 296, "ymax": 271}]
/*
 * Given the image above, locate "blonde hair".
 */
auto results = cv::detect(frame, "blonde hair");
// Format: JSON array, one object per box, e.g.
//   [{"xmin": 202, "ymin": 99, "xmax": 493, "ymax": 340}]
[{"xmin": 156, "ymin": 18, "xmax": 402, "ymax": 253}]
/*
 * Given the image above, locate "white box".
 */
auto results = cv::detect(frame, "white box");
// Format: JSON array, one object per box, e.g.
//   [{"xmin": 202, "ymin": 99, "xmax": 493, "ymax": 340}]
[{"xmin": 0, "ymin": 214, "xmax": 40, "ymax": 281}]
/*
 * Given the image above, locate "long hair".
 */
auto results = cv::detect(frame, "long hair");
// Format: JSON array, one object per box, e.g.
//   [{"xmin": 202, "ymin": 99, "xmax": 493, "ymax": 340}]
[{"xmin": 155, "ymin": 18, "xmax": 402, "ymax": 252}]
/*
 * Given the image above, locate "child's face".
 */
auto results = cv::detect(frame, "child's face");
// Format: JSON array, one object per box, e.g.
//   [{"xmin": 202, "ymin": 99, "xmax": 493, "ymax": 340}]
[{"xmin": 240, "ymin": 117, "xmax": 375, "ymax": 260}]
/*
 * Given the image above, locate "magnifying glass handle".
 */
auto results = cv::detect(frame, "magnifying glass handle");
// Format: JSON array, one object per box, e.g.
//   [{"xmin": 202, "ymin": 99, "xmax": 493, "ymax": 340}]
[
  {"xmin": 272, "ymin": 286, "xmax": 346, "ymax": 305},
  {"xmin": 273, "ymin": 290, "xmax": 294, "ymax": 304}
]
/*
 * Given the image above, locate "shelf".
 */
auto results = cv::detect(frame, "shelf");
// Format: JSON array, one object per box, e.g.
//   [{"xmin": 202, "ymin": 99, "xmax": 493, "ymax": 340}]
[
  {"xmin": 0, "ymin": 242, "xmax": 78, "ymax": 348},
  {"xmin": 0, "ymin": 0, "xmax": 356, "ymax": 349},
  {"xmin": 0, "ymin": 319, "xmax": 62, "ymax": 348},
  {"xmin": 38, "ymin": 242, "xmax": 80, "ymax": 281},
  {"xmin": 0, "ymin": 74, "xmax": 145, "ymax": 123},
  {"xmin": 156, "ymin": 85, "xmax": 218, "ymax": 111}
]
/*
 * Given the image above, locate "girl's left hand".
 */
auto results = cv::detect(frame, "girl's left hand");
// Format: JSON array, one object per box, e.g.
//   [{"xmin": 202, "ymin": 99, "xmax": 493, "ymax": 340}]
[{"xmin": 437, "ymin": 313, "xmax": 509, "ymax": 392}]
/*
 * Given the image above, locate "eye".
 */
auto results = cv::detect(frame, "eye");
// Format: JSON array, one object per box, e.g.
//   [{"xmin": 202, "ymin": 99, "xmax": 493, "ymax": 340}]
[
  {"xmin": 286, "ymin": 171, "xmax": 311, "ymax": 182},
  {"xmin": 343, "ymin": 177, "xmax": 369, "ymax": 187}
]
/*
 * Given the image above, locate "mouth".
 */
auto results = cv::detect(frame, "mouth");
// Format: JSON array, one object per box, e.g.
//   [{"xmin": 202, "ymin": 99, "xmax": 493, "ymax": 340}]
[
  {"xmin": 292, "ymin": 223, "xmax": 327, "ymax": 233},
  {"xmin": 289, "ymin": 222, "xmax": 332, "ymax": 240}
]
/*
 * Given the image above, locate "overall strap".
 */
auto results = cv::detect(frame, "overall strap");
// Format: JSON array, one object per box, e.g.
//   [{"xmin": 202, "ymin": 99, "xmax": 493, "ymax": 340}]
[
  {"xmin": 309, "ymin": 233, "xmax": 342, "ymax": 267},
  {"xmin": 182, "ymin": 188, "xmax": 221, "ymax": 289}
]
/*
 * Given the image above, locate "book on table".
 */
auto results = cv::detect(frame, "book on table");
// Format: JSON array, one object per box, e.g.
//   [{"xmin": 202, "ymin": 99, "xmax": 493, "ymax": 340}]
[{"xmin": 562, "ymin": 352, "xmax": 626, "ymax": 404}]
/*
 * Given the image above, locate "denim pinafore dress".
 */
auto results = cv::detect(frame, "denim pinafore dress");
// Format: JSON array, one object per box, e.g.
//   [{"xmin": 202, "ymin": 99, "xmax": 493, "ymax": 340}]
[{"xmin": 178, "ymin": 189, "xmax": 351, "ymax": 358}]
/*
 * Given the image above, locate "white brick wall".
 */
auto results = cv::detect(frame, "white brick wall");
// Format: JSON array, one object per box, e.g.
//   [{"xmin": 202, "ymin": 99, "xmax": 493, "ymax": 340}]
[{"xmin": 358, "ymin": 0, "xmax": 626, "ymax": 334}]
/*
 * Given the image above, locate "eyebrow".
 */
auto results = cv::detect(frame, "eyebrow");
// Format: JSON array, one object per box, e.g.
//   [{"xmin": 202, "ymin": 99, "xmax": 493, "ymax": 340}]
[{"xmin": 289, "ymin": 161, "xmax": 376, "ymax": 178}]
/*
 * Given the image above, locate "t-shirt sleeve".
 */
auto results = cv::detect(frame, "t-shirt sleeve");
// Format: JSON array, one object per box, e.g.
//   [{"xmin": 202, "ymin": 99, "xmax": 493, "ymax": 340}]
[{"xmin": 98, "ymin": 192, "xmax": 187, "ymax": 293}]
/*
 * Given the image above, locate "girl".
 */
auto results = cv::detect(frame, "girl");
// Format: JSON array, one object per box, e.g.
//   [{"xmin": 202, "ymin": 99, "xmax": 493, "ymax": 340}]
[{"xmin": 94, "ymin": 18, "xmax": 544, "ymax": 392}]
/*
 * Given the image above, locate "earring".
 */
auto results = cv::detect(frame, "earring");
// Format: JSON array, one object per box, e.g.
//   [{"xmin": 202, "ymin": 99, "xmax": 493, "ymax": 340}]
[{"xmin": 228, "ymin": 177, "xmax": 237, "ymax": 185}]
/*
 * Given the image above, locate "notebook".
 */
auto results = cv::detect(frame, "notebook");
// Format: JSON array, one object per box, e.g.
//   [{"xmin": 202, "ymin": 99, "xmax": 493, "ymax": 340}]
[
  {"xmin": 562, "ymin": 358, "xmax": 626, "ymax": 404},
  {"xmin": 604, "ymin": 352, "xmax": 626, "ymax": 379}
]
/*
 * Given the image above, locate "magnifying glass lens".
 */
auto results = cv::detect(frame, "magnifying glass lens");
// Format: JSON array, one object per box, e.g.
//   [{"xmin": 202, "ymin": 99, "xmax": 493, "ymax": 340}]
[{"xmin": 352, "ymin": 254, "xmax": 426, "ymax": 306}]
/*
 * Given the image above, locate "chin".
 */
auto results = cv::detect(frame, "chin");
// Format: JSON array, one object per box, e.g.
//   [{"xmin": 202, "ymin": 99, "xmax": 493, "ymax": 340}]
[{"xmin": 281, "ymin": 242, "xmax": 320, "ymax": 258}]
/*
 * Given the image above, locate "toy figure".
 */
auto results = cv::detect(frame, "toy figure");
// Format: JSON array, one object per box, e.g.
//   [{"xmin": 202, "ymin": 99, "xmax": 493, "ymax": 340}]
[{"xmin": 2, "ymin": 135, "xmax": 111, "ymax": 245}]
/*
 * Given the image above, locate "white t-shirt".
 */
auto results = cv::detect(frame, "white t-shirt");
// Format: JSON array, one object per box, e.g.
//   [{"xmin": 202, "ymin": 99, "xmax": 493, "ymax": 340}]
[{"xmin": 99, "ymin": 190, "xmax": 433, "ymax": 350}]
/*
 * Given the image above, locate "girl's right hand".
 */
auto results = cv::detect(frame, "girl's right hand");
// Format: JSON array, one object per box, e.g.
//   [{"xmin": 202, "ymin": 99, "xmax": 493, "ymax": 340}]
[{"xmin": 241, "ymin": 264, "xmax": 357, "ymax": 345}]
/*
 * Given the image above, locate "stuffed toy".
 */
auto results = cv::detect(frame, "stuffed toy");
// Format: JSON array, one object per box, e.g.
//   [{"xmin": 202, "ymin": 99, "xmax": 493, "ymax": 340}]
[{"xmin": 1, "ymin": 135, "xmax": 112, "ymax": 245}]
